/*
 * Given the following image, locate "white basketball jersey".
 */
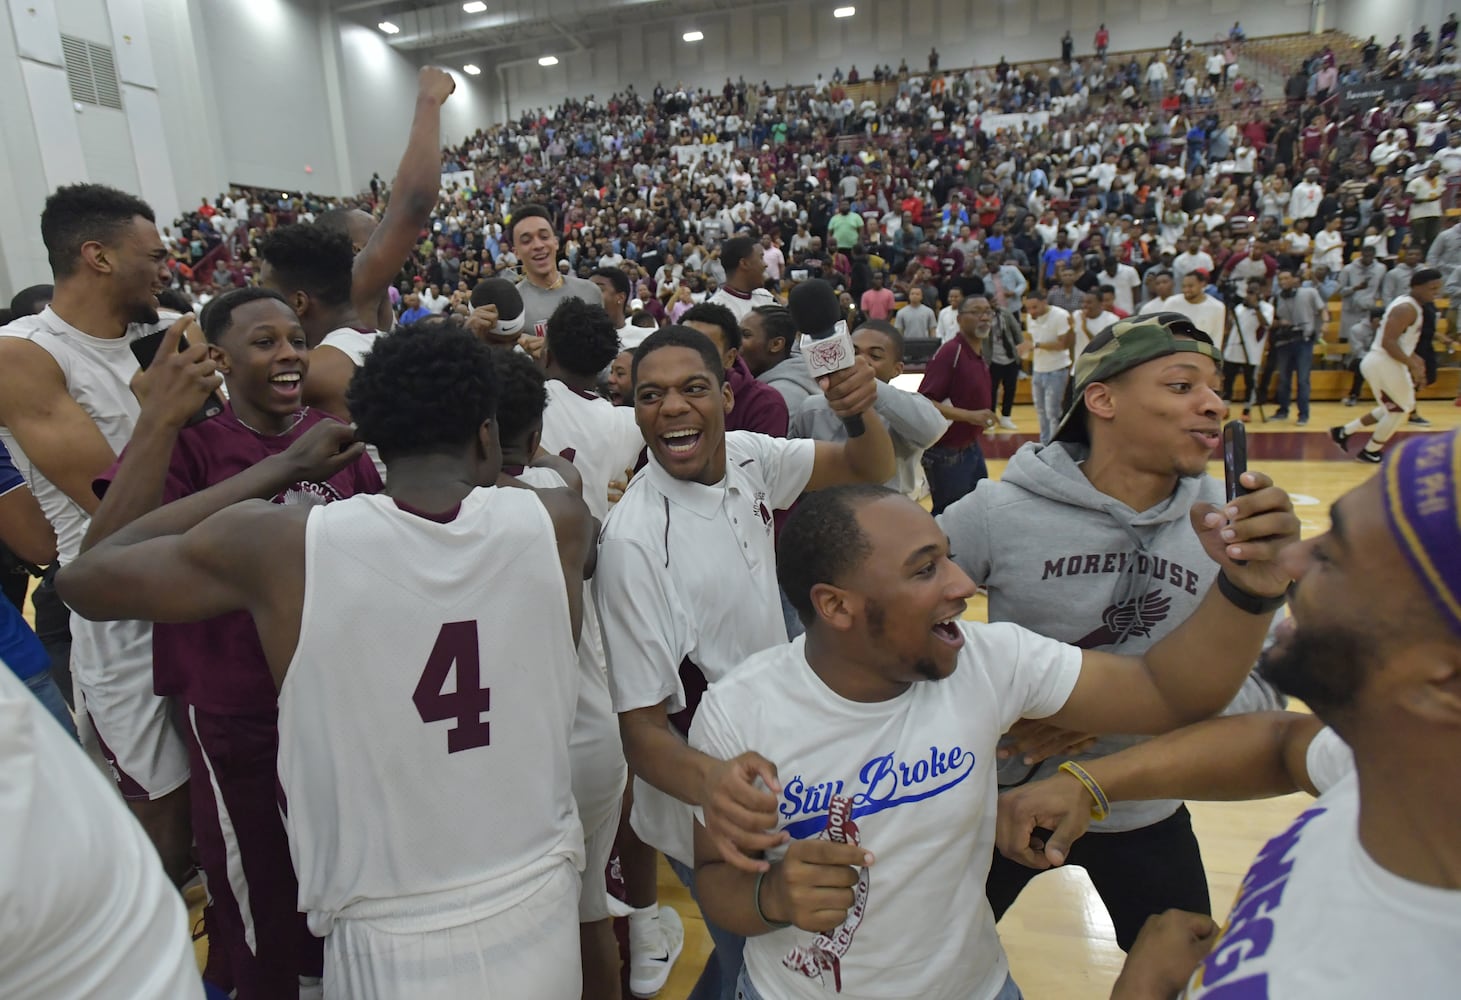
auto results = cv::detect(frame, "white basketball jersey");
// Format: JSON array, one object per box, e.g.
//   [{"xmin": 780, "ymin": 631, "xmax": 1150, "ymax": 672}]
[
  {"xmin": 514, "ymin": 468, "xmax": 627, "ymax": 824},
  {"xmin": 319, "ymin": 326, "xmax": 380, "ymax": 367},
  {"xmin": 278, "ymin": 487, "xmax": 584, "ymax": 936},
  {"xmin": 1372, "ymin": 294, "xmax": 1424, "ymax": 359},
  {"xmin": 0, "ymin": 664, "xmax": 202, "ymax": 999},
  {"xmin": 539, "ymin": 380, "xmax": 645, "ymax": 522}
]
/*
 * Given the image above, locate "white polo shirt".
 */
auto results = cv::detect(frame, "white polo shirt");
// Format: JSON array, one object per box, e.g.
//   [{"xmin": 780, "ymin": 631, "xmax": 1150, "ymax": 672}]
[
  {"xmin": 689, "ymin": 624, "xmax": 1082, "ymax": 1000},
  {"xmin": 595, "ymin": 431, "xmax": 815, "ymax": 864},
  {"xmin": 1027, "ymin": 305, "xmax": 1073, "ymax": 374}
]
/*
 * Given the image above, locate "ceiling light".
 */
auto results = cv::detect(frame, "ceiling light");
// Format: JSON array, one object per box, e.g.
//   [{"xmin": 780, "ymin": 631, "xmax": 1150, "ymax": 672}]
[
  {"xmin": 683, "ymin": 30, "xmax": 704, "ymax": 42},
  {"xmin": 377, "ymin": 20, "xmax": 400, "ymax": 34},
  {"xmin": 463, "ymin": 63, "xmax": 481, "ymax": 74},
  {"xmin": 462, "ymin": 1, "xmax": 486, "ymax": 11},
  {"xmin": 538, "ymin": 55, "xmax": 558, "ymax": 66},
  {"xmin": 834, "ymin": 6, "xmax": 856, "ymax": 17}
]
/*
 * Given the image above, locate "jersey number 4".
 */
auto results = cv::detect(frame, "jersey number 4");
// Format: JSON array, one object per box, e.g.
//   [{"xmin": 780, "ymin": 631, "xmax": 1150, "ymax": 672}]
[{"xmin": 413, "ymin": 621, "xmax": 491, "ymax": 753}]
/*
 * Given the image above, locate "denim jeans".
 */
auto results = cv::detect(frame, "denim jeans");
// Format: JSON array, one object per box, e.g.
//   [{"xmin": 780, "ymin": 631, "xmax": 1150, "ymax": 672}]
[
  {"xmin": 668, "ymin": 857, "xmax": 745, "ymax": 1000},
  {"xmin": 920, "ymin": 443, "xmax": 989, "ymax": 516},
  {"xmin": 22, "ymin": 667, "xmax": 77, "ymax": 739},
  {"xmin": 736, "ymin": 964, "xmax": 1024, "ymax": 1000},
  {"xmin": 1271, "ymin": 339, "xmax": 1313, "ymax": 419},
  {"xmin": 1031, "ymin": 369, "xmax": 1070, "ymax": 444}
]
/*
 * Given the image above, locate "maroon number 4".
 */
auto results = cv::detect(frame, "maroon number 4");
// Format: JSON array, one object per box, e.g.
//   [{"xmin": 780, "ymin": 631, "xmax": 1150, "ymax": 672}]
[{"xmin": 413, "ymin": 621, "xmax": 492, "ymax": 753}]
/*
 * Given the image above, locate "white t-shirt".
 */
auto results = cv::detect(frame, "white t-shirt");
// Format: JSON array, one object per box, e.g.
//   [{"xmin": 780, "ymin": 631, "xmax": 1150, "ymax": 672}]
[
  {"xmin": 1099, "ymin": 264, "xmax": 1142, "ymax": 314},
  {"xmin": 1174, "ymin": 251, "xmax": 1216, "ymax": 284},
  {"xmin": 0, "ymin": 664, "xmax": 202, "ymax": 999},
  {"xmin": 1182, "ymin": 728, "xmax": 1461, "ymax": 997},
  {"xmin": 1312, "ymin": 230, "xmax": 1344, "ymax": 272},
  {"xmin": 707, "ymin": 286, "xmax": 778, "ymax": 323},
  {"xmin": 1226, "ymin": 300, "xmax": 1273, "ymax": 365},
  {"xmin": 596, "ymin": 432, "xmax": 816, "ymax": 864},
  {"xmin": 1162, "ymin": 293, "xmax": 1229, "ymax": 346},
  {"xmin": 1027, "ymin": 306, "xmax": 1073, "ymax": 373},
  {"xmin": 690, "ymin": 624, "xmax": 1082, "ymax": 1000},
  {"xmin": 1074, "ymin": 309, "xmax": 1119, "ymax": 357}
]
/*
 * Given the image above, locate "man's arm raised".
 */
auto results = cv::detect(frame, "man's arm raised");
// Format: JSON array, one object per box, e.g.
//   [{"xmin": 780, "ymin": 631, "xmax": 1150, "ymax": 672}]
[{"xmin": 353, "ymin": 67, "xmax": 457, "ymax": 328}]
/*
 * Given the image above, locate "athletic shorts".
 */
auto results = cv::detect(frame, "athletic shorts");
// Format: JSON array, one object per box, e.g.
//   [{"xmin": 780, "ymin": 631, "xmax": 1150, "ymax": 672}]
[
  {"xmin": 1360, "ymin": 352, "xmax": 1416, "ymax": 414},
  {"xmin": 578, "ymin": 779, "xmax": 624, "ymax": 923},
  {"xmin": 73, "ymin": 617, "xmax": 188, "ymax": 800},
  {"xmin": 186, "ymin": 706, "xmax": 323, "ymax": 999},
  {"xmin": 323, "ymin": 862, "xmax": 581, "ymax": 1000}
]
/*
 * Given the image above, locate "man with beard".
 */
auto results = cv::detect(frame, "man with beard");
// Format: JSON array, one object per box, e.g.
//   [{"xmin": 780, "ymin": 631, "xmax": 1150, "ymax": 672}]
[
  {"xmin": 686, "ymin": 465, "xmax": 1297, "ymax": 1000},
  {"xmin": 996, "ymin": 428, "xmax": 1461, "ymax": 997},
  {"xmin": 939, "ymin": 314, "xmax": 1286, "ymax": 954},
  {"xmin": 0, "ymin": 184, "xmax": 197, "ymax": 884}
]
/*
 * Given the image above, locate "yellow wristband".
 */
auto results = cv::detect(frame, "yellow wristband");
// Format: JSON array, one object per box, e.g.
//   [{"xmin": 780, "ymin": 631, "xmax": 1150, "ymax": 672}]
[{"xmin": 1059, "ymin": 761, "xmax": 1111, "ymax": 821}]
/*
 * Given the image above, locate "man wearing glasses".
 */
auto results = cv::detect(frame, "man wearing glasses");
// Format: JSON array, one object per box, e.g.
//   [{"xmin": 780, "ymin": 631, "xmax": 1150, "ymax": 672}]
[
  {"xmin": 938, "ymin": 314, "xmax": 1286, "ymax": 953},
  {"xmin": 915, "ymin": 296, "xmax": 999, "ymax": 514}
]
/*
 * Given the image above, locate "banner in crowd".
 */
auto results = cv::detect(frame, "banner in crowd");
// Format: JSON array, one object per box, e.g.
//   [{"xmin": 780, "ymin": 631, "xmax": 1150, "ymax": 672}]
[
  {"xmin": 977, "ymin": 111, "xmax": 1051, "ymax": 136},
  {"xmin": 1337, "ymin": 80, "xmax": 1419, "ymax": 110},
  {"xmin": 440, "ymin": 169, "xmax": 475, "ymax": 192},
  {"xmin": 671, "ymin": 142, "xmax": 734, "ymax": 167}
]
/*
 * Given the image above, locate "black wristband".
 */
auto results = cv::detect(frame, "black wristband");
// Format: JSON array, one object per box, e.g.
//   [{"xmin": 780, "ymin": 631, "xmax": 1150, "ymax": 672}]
[{"xmin": 1217, "ymin": 572, "xmax": 1286, "ymax": 615}]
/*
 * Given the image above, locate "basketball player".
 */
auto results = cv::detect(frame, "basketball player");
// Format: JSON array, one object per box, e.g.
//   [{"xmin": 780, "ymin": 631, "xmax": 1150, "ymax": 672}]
[
  {"xmin": 511, "ymin": 204, "xmax": 604, "ymax": 335},
  {"xmin": 997, "ymin": 430, "xmax": 1461, "ymax": 997},
  {"xmin": 588, "ymin": 267, "xmax": 644, "ymax": 348},
  {"xmin": 688, "ymin": 476, "xmax": 1297, "ymax": 1000},
  {"xmin": 0, "ymin": 184, "xmax": 194, "ymax": 882},
  {"xmin": 258, "ymin": 224, "xmax": 376, "ymax": 424},
  {"xmin": 606, "ymin": 350, "xmax": 635, "ymax": 405},
  {"xmin": 938, "ymin": 313, "xmax": 1285, "ymax": 952},
  {"xmin": 84, "ymin": 288, "xmax": 382, "ymax": 999},
  {"xmin": 317, "ymin": 67, "xmax": 456, "ymax": 332},
  {"xmin": 538, "ymin": 303, "xmax": 690, "ymax": 997},
  {"xmin": 706, "ymin": 236, "xmax": 778, "ymax": 321},
  {"xmin": 1331, "ymin": 268, "xmax": 1442, "ymax": 463},
  {"xmin": 0, "ymin": 659, "xmax": 202, "ymax": 1000},
  {"xmin": 596, "ymin": 326, "xmax": 895, "ymax": 1000},
  {"xmin": 58, "ymin": 322, "xmax": 596, "ymax": 998}
]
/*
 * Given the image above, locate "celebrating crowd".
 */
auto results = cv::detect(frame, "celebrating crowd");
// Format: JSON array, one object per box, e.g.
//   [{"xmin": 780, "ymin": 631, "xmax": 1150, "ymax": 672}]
[{"xmin": 2, "ymin": 24, "xmax": 1461, "ymax": 1000}]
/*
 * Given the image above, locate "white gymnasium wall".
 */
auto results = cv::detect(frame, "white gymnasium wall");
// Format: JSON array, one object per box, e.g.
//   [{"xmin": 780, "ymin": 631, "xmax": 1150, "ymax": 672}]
[
  {"xmin": 192, "ymin": 0, "xmax": 343, "ymax": 196},
  {"xmin": 497, "ymin": 0, "xmax": 1312, "ymax": 115},
  {"xmin": 1331, "ymin": 0, "xmax": 1444, "ymax": 46}
]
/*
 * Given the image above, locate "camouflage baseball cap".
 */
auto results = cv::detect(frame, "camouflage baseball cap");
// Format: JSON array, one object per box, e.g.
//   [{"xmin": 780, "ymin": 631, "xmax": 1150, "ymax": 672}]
[{"xmin": 1052, "ymin": 312, "xmax": 1223, "ymax": 444}]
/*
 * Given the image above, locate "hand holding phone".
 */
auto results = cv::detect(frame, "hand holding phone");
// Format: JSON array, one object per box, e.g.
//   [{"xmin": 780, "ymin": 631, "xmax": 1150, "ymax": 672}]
[
  {"xmin": 129, "ymin": 318, "xmax": 225, "ymax": 428},
  {"xmin": 1223, "ymin": 420, "xmax": 1249, "ymax": 565}
]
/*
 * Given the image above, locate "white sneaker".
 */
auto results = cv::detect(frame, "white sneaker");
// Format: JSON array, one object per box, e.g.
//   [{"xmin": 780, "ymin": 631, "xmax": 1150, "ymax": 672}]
[
  {"xmin": 998, "ymin": 415, "xmax": 1017, "ymax": 430},
  {"xmin": 628, "ymin": 905, "xmax": 685, "ymax": 998}
]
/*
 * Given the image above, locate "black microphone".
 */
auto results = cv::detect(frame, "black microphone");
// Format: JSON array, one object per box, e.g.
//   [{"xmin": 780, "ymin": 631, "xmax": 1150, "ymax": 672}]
[
  {"xmin": 788, "ymin": 279, "xmax": 865, "ymax": 437},
  {"xmin": 470, "ymin": 278, "xmax": 526, "ymax": 337}
]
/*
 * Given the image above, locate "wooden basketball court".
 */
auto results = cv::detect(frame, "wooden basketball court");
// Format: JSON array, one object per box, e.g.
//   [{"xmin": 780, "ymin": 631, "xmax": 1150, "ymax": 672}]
[{"xmin": 653, "ymin": 400, "xmax": 1460, "ymax": 999}]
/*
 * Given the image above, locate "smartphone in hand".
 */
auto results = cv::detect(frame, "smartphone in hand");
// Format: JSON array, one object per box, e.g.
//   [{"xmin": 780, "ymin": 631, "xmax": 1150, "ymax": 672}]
[
  {"xmin": 1223, "ymin": 420, "xmax": 1249, "ymax": 566},
  {"xmin": 130, "ymin": 326, "xmax": 225, "ymax": 426}
]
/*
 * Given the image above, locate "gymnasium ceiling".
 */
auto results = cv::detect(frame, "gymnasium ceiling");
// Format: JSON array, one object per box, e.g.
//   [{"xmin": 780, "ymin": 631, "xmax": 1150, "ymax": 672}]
[{"xmin": 332, "ymin": 0, "xmax": 784, "ymax": 68}]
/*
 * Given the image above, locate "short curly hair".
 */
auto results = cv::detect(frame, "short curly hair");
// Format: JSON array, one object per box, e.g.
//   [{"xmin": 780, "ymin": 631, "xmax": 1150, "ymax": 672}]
[
  {"xmin": 347, "ymin": 317, "xmax": 500, "ymax": 461},
  {"xmin": 545, "ymin": 297, "xmax": 622, "ymax": 377},
  {"xmin": 258, "ymin": 224, "xmax": 354, "ymax": 307},
  {"xmin": 41, "ymin": 184, "xmax": 155, "ymax": 277},
  {"xmin": 490, "ymin": 350, "xmax": 548, "ymax": 450},
  {"xmin": 777, "ymin": 484, "xmax": 897, "ymax": 626}
]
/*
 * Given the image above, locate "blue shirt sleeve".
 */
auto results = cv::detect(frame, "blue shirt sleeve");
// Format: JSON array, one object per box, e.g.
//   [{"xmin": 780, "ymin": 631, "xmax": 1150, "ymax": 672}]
[{"xmin": 0, "ymin": 438, "xmax": 24, "ymax": 497}]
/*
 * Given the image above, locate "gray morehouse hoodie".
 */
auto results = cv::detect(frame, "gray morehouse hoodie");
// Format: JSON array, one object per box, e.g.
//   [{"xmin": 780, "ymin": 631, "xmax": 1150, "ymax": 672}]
[
  {"xmin": 759, "ymin": 339, "xmax": 822, "ymax": 414},
  {"xmin": 938, "ymin": 440, "xmax": 1285, "ymax": 832}
]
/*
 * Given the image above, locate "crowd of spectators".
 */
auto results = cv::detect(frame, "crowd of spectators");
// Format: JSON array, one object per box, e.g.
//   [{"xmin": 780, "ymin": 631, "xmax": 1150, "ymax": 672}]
[{"xmin": 91, "ymin": 26, "xmax": 1461, "ymax": 411}]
